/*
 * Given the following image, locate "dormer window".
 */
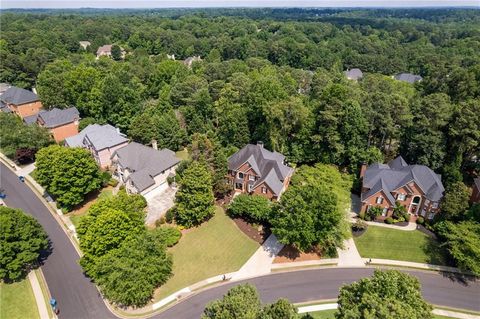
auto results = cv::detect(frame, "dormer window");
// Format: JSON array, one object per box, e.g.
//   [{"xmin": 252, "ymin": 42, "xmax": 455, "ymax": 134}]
[
  {"xmin": 376, "ymin": 197, "xmax": 383, "ymax": 204},
  {"xmin": 249, "ymin": 175, "xmax": 255, "ymax": 181},
  {"xmin": 238, "ymin": 172, "xmax": 244, "ymax": 179}
]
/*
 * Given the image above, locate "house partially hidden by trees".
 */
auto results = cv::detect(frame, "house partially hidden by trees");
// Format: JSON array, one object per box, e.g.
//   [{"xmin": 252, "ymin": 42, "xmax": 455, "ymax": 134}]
[
  {"xmin": 360, "ymin": 156, "xmax": 444, "ymax": 220},
  {"xmin": 24, "ymin": 107, "xmax": 80, "ymax": 143},
  {"xmin": 0, "ymin": 86, "xmax": 42, "ymax": 118},
  {"xmin": 183, "ymin": 56, "xmax": 202, "ymax": 68},
  {"xmin": 79, "ymin": 41, "xmax": 91, "ymax": 50},
  {"xmin": 111, "ymin": 142, "xmax": 180, "ymax": 195},
  {"xmin": 96, "ymin": 44, "xmax": 125, "ymax": 59},
  {"xmin": 393, "ymin": 73, "xmax": 423, "ymax": 83},
  {"xmin": 227, "ymin": 142, "xmax": 294, "ymax": 200},
  {"xmin": 344, "ymin": 68, "xmax": 363, "ymax": 81},
  {"xmin": 471, "ymin": 177, "xmax": 480, "ymax": 204},
  {"xmin": 65, "ymin": 124, "xmax": 129, "ymax": 169}
]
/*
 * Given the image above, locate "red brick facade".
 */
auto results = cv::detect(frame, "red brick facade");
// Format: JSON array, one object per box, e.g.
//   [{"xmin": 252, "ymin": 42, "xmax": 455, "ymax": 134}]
[
  {"xmin": 8, "ymin": 101, "xmax": 43, "ymax": 119},
  {"xmin": 48, "ymin": 122, "xmax": 80, "ymax": 143}
]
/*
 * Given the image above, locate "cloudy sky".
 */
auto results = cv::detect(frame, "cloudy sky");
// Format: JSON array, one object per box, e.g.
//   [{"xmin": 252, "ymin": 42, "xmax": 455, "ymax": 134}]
[{"xmin": 1, "ymin": 0, "xmax": 478, "ymax": 9}]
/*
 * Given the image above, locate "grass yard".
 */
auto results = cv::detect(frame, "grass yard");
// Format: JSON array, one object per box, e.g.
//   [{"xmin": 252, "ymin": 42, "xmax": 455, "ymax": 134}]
[
  {"xmin": 154, "ymin": 206, "xmax": 259, "ymax": 301},
  {"xmin": 0, "ymin": 279, "xmax": 39, "ymax": 319},
  {"xmin": 175, "ymin": 148, "xmax": 190, "ymax": 161},
  {"xmin": 68, "ymin": 187, "xmax": 113, "ymax": 228},
  {"xmin": 353, "ymin": 226, "xmax": 447, "ymax": 265}
]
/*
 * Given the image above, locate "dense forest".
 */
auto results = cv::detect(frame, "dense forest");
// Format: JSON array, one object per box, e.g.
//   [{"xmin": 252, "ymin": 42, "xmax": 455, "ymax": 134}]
[{"xmin": 1, "ymin": 8, "xmax": 479, "ymax": 187}]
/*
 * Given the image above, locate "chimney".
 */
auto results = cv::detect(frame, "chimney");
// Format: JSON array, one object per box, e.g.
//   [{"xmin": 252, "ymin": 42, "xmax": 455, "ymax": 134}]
[
  {"xmin": 32, "ymin": 87, "xmax": 37, "ymax": 94},
  {"xmin": 257, "ymin": 141, "xmax": 264, "ymax": 148},
  {"xmin": 360, "ymin": 162, "xmax": 367, "ymax": 178},
  {"xmin": 151, "ymin": 140, "xmax": 158, "ymax": 150},
  {"xmin": 116, "ymin": 127, "xmax": 121, "ymax": 134}
]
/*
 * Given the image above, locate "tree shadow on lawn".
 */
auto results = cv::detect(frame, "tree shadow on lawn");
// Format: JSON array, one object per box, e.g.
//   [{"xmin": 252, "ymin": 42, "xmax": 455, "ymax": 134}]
[{"xmin": 421, "ymin": 239, "xmax": 477, "ymax": 285}]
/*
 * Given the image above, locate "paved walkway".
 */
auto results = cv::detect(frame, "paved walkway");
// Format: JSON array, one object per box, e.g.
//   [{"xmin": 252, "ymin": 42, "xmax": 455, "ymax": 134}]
[
  {"xmin": 28, "ymin": 271, "xmax": 51, "ymax": 319},
  {"xmin": 364, "ymin": 221, "xmax": 418, "ymax": 231},
  {"xmin": 231, "ymin": 234, "xmax": 284, "ymax": 280},
  {"xmin": 297, "ymin": 303, "xmax": 480, "ymax": 319},
  {"xmin": 336, "ymin": 238, "xmax": 364, "ymax": 267},
  {"xmin": 367, "ymin": 258, "xmax": 469, "ymax": 274},
  {"xmin": 144, "ymin": 183, "xmax": 177, "ymax": 226}
]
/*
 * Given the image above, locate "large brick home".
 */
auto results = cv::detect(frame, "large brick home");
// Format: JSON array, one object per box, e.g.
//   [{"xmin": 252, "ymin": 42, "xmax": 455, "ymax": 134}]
[
  {"xmin": 0, "ymin": 86, "xmax": 42, "ymax": 118},
  {"xmin": 360, "ymin": 156, "xmax": 444, "ymax": 220},
  {"xmin": 65, "ymin": 124, "xmax": 129, "ymax": 169},
  {"xmin": 24, "ymin": 107, "xmax": 80, "ymax": 142},
  {"xmin": 111, "ymin": 142, "xmax": 180, "ymax": 196},
  {"xmin": 227, "ymin": 142, "xmax": 294, "ymax": 200}
]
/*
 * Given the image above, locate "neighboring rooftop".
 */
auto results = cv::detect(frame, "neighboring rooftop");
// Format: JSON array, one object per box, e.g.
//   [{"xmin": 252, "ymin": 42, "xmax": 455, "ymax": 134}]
[
  {"xmin": 65, "ymin": 124, "xmax": 128, "ymax": 150},
  {"xmin": 0, "ymin": 83, "xmax": 11, "ymax": 95},
  {"xmin": 0, "ymin": 86, "xmax": 39, "ymax": 105},
  {"xmin": 184, "ymin": 56, "xmax": 202, "ymax": 68},
  {"xmin": 228, "ymin": 143, "xmax": 294, "ymax": 196},
  {"xmin": 35, "ymin": 107, "xmax": 80, "ymax": 128},
  {"xmin": 0, "ymin": 100, "xmax": 12, "ymax": 113},
  {"xmin": 79, "ymin": 41, "xmax": 91, "ymax": 49},
  {"xmin": 361, "ymin": 155, "xmax": 444, "ymax": 204},
  {"xmin": 97, "ymin": 44, "xmax": 112, "ymax": 55},
  {"xmin": 345, "ymin": 68, "xmax": 363, "ymax": 81},
  {"xmin": 113, "ymin": 142, "xmax": 180, "ymax": 192},
  {"xmin": 394, "ymin": 73, "xmax": 423, "ymax": 84}
]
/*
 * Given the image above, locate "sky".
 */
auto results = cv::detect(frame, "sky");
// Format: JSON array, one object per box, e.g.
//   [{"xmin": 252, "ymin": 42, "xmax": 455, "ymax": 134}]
[{"xmin": 1, "ymin": 0, "xmax": 479, "ymax": 9}]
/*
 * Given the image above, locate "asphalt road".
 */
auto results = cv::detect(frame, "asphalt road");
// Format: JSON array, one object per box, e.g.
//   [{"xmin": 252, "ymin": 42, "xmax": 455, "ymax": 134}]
[{"xmin": 2, "ymin": 162, "xmax": 479, "ymax": 319}]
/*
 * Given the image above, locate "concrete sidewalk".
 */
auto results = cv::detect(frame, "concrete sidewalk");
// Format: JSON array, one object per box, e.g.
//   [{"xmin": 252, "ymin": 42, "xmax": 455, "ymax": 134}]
[
  {"xmin": 364, "ymin": 221, "xmax": 418, "ymax": 231},
  {"xmin": 231, "ymin": 234, "xmax": 284, "ymax": 280},
  {"xmin": 336, "ymin": 238, "xmax": 364, "ymax": 267},
  {"xmin": 28, "ymin": 271, "xmax": 51, "ymax": 319},
  {"xmin": 367, "ymin": 258, "xmax": 470, "ymax": 274}
]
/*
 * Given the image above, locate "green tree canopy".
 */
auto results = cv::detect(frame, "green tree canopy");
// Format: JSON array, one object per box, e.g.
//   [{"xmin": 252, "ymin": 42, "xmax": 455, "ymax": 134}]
[
  {"xmin": 336, "ymin": 270, "xmax": 433, "ymax": 319},
  {"xmin": 228, "ymin": 194, "xmax": 272, "ymax": 223},
  {"xmin": 34, "ymin": 145, "xmax": 102, "ymax": 210},
  {"xmin": 174, "ymin": 161, "xmax": 215, "ymax": 227},
  {"xmin": 0, "ymin": 207, "xmax": 48, "ymax": 281},
  {"xmin": 440, "ymin": 182, "xmax": 470, "ymax": 221}
]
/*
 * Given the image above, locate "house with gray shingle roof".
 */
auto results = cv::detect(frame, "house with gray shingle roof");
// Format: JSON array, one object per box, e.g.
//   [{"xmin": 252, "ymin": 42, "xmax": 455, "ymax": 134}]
[
  {"xmin": 24, "ymin": 107, "xmax": 80, "ymax": 142},
  {"xmin": 65, "ymin": 124, "xmax": 129, "ymax": 168},
  {"xmin": 471, "ymin": 177, "xmax": 480, "ymax": 204},
  {"xmin": 344, "ymin": 68, "xmax": 363, "ymax": 81},
  {"xmin": 360, "ymin": 155, "xmax": 444, "ymax": 220},
  {"xmin": 227, "ymin": 142, "xmax": 294, "ymax": 200},
  {"xmin": 394, "ymin": 73, "xmax": 423, "ymax": 84},
  {"xmin": 0, "ymin": 86, "xmax": 42, "ymax": 118},
  {"xmin": 111, "ymin": 142, "xmax": 180, "ymax": 195}
]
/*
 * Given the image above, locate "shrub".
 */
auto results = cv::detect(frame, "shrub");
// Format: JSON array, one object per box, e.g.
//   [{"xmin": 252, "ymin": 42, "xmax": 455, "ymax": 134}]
[
  {"xmin": 152, "ymin": 226, "xmax": 181, "ymax": 247},
  {"xmin": 358, "ymin": 211, "xmax": 366, "ymax": 220},
  {"xmin": 395, "ymin": 216, "xmax": 405, "ymax": 223},
  {"xmin": 416, "ymin": 216, "xmax": 425, "ymax": 225},
  {"xmin": 227, "ymin": 194, "xmax": 272, "ymax": 223},
  {"xmin": 366, "ymin": 206, "xmax": 383, "ymax": 221},
  {"xmin": 167, "ymin": 176, "xmax": 175, "ymax": 185},
  {"xmin": 385, "ymin": 217, "xmax": 394, "ymax": 224},
  {"xmin": 165, "ymin": 208, "xmax": 175, "ymax": 223},
  {"xmin": 155, "ymin": 216, "xmax": 166, "ymax": 226},
  {"xmin": 108, "ymin": 178, "xmax": 119, "ymax": 187},
  {"xmin": 352, "ymin": 219, "xmax": 368, "ymax": 232}
]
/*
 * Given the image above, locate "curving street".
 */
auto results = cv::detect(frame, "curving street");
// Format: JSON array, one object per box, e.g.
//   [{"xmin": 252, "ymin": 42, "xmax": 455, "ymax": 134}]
[{"xmin": 1, "ymin": 162, "xmax": 479, "ymax": 319}]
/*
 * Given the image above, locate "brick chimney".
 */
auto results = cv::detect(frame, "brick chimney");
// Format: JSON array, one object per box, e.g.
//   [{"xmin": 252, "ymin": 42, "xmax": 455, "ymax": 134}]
[
  {"xmin": 360, "ymin": 162, "xmax": 367, "ymax": 178},
  {"xmin": 151, "ymin": 140, "xmax": 158, "ymax": 150},
  {"xmin": 257, "ymin": 141, "xmax": 264, "ymax": 148}
]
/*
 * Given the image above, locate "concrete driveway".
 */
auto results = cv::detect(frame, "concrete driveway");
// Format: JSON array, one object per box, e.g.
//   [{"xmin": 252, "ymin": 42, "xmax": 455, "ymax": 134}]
[{"xmin": 144, "ymin": 183, "xmax": 177, "ymax": 226}]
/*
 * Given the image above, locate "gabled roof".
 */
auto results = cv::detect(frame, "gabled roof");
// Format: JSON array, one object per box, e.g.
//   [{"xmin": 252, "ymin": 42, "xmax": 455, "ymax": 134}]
[
  {"xmin": 362, "ymin": 155, "xmax": 444, "ymax": 203},
  {"xmin": 97, "ymin": 44, "xmax": 112, "ymax": 55},
  {"xmin": 344, "ymin": 68, "xmax": 363, "ymax": 80},
  {"xmin": 65, "ymin": 124, "xmax": 128, "ymax": 151},
  {"xmin": 228, "ymin": 143, "xmax": 294, "ymax": 196},
  {"xmin": 112, "ymin": 142, "xmax": 180, "ymax": 193},
  {"xmin": 0, "ymin": 83, "xmax": 11, "ymax": 94},
  {"xmin": 0, "ymin": 86, "xmax": 39, "ymax": 105},
  {"xmin": 37, "ymin": 107, "xmax": 79, "ymax": 128},
  {"xmin": 394, "ymin": 73, "xmax": 423, "ymax": 84}
]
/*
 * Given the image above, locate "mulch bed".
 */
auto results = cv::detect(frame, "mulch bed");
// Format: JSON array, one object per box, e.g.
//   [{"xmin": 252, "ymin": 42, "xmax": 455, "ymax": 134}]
[
  {"xmin": 416, "ymin": 224, "xmax": 438, "ymax": 239},
  {"xmin": 273, "ymin": 245, "xmax": 323, "ymax": 263},
  {"xmin": 352, "ymin": 229, "xmax": 367, "ymax": 237},
  {"xmin": 232, "ymin": 217, "xmax": 270, "ymax": 244}
]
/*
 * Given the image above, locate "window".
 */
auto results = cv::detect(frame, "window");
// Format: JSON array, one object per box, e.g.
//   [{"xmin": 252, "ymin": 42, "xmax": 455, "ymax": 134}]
[
  {"xmin": 397, "ymin": 194, "xmax": 406, "ymax": 201},
  {"xmin": 238, "ymin": 172, "xmax": 244, "ymax": 179},
  {"xmin": 382, "ymin": 208, "xmax": 387, "ymax": 216},
  {"xmin": 249, "ymin": 175, "xmax": 255, "ymax": 181},
  {"xmin": 248, "ymin": 184, "xmax": 253, "ymax": 192},
  {"xmin": 432, "ymin": 202, "xmax": 438, "ymax": 209},
  {"xmin": 262, "ymin": 186, "xmax": 267, "ymax": 194},
  {"xmin": 376, "ymin": 197, "xmax": 383, "ymax": 204}
]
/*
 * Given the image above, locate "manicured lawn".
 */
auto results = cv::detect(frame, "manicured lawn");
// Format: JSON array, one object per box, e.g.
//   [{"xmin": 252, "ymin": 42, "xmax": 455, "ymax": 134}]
[
  {"xmin": 175, "ymin": 149, "xmax": 190, "ymax": 161},
  {"xmin": 154, "ymin": 206, "xmax": 259, "ymax": 301},
  {"xmin": 0, "ymin": 279, "xmax": 39, "ymax": 319},
  {"xmin": 353, "ymin": 225, "xmax": 447, "ymax": 265}
]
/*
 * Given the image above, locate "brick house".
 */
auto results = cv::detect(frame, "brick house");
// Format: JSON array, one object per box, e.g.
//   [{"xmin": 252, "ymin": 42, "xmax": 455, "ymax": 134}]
[
  {"xmin": 65, "ymin": 124, "xmax": 129, "ymax": 169},
  {"xmin": 360, "ymin": 156, "xmax": 445, "ymax": 220},
  {"xmin": 24, "ymin": 107, "xmax": 80, "ymax": 143},
  {"xmin": 0, "ymin": 86, "xmax": 42, "ymax": 118},
  {"xmin": 111, "ymin": 142, "xmax": 180, "ymax": 196},
  {"xmin": 227, "ymin": 142, "xmax": 294, "ymax": 200},
  {"xmin": 471, "ymin": 177, "xmax": 480, "ymax": 204}
]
